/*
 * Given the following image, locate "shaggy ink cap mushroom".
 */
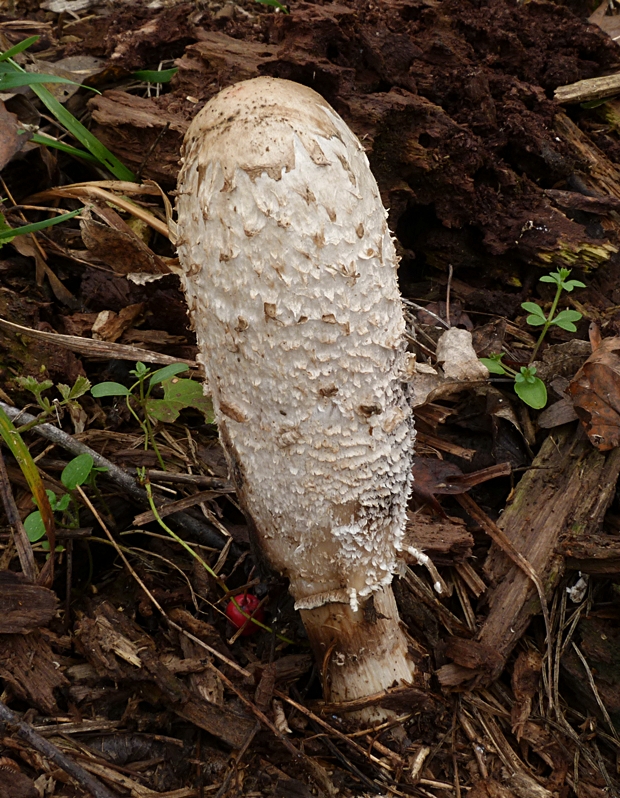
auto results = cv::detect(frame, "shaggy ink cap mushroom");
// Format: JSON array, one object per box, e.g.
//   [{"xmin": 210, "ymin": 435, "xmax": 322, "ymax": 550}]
[{"xmin": 176, "ymin": 76, "xmax": 415, "ymax": 614}]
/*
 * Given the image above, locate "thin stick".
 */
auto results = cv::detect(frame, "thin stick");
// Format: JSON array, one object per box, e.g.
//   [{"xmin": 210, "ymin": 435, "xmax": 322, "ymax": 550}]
[
  {"xmin": 75, "ymin": 486, "xmax": 250, "ymax": 679},
  {"xmin": 0, "ymin": 700, "xmax": 119, "ymax": 798},
  {"xmin": 0, "ymin": 447, "xmax": 38, "ymax": 582},
  {"xmin": 0, "ymin": 401, "xmax": 232, "ymax": 554}
]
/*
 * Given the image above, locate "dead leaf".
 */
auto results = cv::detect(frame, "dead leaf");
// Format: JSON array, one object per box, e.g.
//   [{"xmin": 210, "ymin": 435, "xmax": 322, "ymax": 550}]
[
  {"xmin": 568, "ymin": 336, "xmax": 620, "ymax": 450},
  {"xmin": 80, "ymin": 208, "xmax": 169, "ymax": 275},
  {"xmin": 0, "ymin": 99, "xmax": 27, "ymax": 171},
  {"xmin": 411, "ymin": 458, "xmax": 511, "ymax": 516},
  {"xmin": 91, "ymin": 303, "xmax": 144, "ymax": 342}
]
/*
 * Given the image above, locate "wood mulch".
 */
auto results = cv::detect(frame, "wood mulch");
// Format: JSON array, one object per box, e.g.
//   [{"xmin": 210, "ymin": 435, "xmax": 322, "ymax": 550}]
[{"xmin": 1, "ymin": 0, "xmax": 620, "ymax": 795}]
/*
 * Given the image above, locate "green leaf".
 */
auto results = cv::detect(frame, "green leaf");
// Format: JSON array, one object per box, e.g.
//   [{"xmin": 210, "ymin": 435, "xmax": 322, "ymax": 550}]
[
  {"xmin": 0, "ymin": 35, "xmax": 39, "ymax": 62},
  {"xmin": 551, "ymin": 309, "xmax": 582, "ymax": 332},
  {"xmin": 526, "ymin": 315, "xmax": 547, "ymax": 326},
  {"xmin": 24, "ymin": 510, "xmax": 47, "ymax": 542},
  {"xmin": 130, "ymin": 361, "xmax": 149, "ymax": 379},
  {"xmin": 149, "ymin": 363, "xmax": 189, "ymax": 387},
  {"xmin": 16, "ymin": 376, "xmax": 53, "ymax": 399},
  {"xmin": 56, "ymin": 493, "xmax": 71, "ymax": 511},
  {"xmin": 521, "ymin": 302, "xmax": 546, "ymax": 319},
  {"xmin": 91, "ymin": 381, "xmax": 130, "ymax": 397},
  {"xmin": 0, "ymin": 72, "xmax": 95, "ymax": 91},
  {"xmin": 133, "ymin": 67, "xmax": 178, "ymax": 83},
  {"xmin": 514, "ymin": 376, "xmax": 547, "ymax": 409},
  {"xmin": 480, "ymin": 357, "xmax": 507, "ymax": 375},
  {"xmin": 146, "ymin": 378, "xmax": 214, "ymax": 423},
  {"xmin": 29, "ymin": 132, "xmax": 100, "ymax": 164},
  {"xmin": 45, "ymin": 489, "xmax": 57, "ymax": 510},
  {"xmin": 56, "ymin": 374, "xmax": 90, "ymax": 402},
  {"xmin": 255, "ymin": 0, "xmax": 289, "ymax": 10},
  {"xmin": 0, "ymin": 207, "xmax": 83, "ymax": 242},
  {"xmin": 61, "ymin": 453, "xmax": 94, "ymax": 490},
  {"xmin": 561, "ymin": 279, "xmax": 586, "ymax": 292}
]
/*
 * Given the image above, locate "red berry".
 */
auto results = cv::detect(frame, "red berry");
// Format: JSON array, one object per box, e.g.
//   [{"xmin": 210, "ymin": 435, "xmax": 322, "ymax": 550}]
[{"xmin": 225, "ymin": 593, "xmax": 265, "ymax": 636}]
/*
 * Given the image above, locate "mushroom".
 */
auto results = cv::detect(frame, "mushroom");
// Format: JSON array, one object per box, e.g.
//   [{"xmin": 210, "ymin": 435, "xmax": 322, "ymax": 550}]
[{"xmin": 176, "ymin": 77, "xmax": 416, "ymax": 713}]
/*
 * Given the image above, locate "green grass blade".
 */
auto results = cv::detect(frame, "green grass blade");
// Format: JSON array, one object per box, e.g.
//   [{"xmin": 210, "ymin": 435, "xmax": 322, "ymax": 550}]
[
  {"xmin": 0, "ymin": 35, "xmax": 39, "ymax": 62},
  {"xmin": 29, "ymin": 132, "xmax": 100, "ymax": 163},
  {"xmin": 0, "ymin": 405, "xmax": 56, "ymax": 554},
  {"xmin": 133, "ymin": 68, "xmax": 178, "ymax": 83},
  {"xmin": 0, "ymin": 207, "xmax": 83, "ymax": 242},
  {"xmin": 2, "ymin": 41, "xmax": 136, "ymax": 181},
  {"xmin": 29, "ymin": 83, "xmax": 136, "ymax": 181},
  {"xmin": 0, "ymin": 72, "xmax": 99, "ymax": 92}
]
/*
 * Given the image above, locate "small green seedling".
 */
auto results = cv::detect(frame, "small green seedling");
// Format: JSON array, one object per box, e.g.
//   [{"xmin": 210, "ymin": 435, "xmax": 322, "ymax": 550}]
[
  {"xmin": 24, "ymin": 453, "xmax": 106, "ymax": 547},
  {"xmin": 481, "ymin": 267, "xmax": 585, "ymax": 409},
  {"xmin": 16, "ymin": 374, "xmax": 91, "ymax": 431},
  {"xmin": 91, "ymin": 362, "xmax": 213, "ymax": 470}
]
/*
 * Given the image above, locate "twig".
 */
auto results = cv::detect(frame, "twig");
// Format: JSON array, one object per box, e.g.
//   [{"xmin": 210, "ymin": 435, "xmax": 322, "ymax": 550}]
[
  {"xmin": 0, "ymin": 447, "xmax": 38, "ymax": 582},
  {"xmin": 0, "ymin": 401, "xmax": 234, "ymax": 554},
  {"xmin": 0, "ymin": 699, "xmax": 119, "ymax": 798},
  {"xmin": 75, "ymin": 486, "xmax": 249, "ymax": 678}
]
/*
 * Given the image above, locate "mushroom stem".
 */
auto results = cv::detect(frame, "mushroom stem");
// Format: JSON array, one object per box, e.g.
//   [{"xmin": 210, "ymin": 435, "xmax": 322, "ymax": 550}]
[{"xmin": 300, "ymin": 586, "xmax": 414, "ymax": 712}]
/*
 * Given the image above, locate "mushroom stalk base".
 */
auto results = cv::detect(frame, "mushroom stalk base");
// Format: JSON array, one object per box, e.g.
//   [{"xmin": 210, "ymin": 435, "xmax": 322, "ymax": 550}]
[{"xmin": 299, "ymin": 585, "xmax": 414, "ymax": 720}]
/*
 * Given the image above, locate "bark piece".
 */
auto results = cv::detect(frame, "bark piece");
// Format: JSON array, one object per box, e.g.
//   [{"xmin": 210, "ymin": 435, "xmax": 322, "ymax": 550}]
[
  {"xmin": 440, "ymin": 426, "xmax": 620, "ymax": 685},
  {"xmin": 0, "ymin": 632, "xmax": 69, "ymax": 714},
  {"xmin": 555, "ymin": 72, "xmax": 620, "ymax": 105},
  {"xmin": 74, "ymin": 601, "xmax": 254, "ymax": 748},
  {"xmin": 403, "ymin": 512, "xmax": 473, "ymax": 565},
  {"xmin": 561, "ymin": 531, "xmax": 620, "ymax": 574},
  {"xmin": 0, "ymin": 572, "xmax": 57, "ymax": 633},
  {"xmin": 88, "ymin": 91, "xmax": 189, "ymax": 184}
]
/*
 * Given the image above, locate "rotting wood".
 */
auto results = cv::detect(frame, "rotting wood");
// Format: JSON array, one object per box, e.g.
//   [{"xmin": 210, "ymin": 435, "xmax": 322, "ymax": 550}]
[
  {"xmin": 74, "ymin": 601, "xmax": 256, "ymax": 749},
  {"xmin": 0, "ymin": 572, "xmax": 57, "ymax": 634},
  {"xmin": 0, "ymin": 632, "xmax": 69, "ymax": 714},
  {"xmin": 554, "ymin": 112, "xmax": 620, "ymax": 202},
  {"xmin": 439, "ymin": 425, "xmax": 620, "ymax": 686},
  {"xmin": 555, "ymin": 72, "xmax": 620, "ymax": 105},
  {"xmin": 561, "ymin": 531, "xmax": 620, "ymax": 574},
  {"xmin": 0, "ymin": 700, "xmax": 118, "ymax": 798}
]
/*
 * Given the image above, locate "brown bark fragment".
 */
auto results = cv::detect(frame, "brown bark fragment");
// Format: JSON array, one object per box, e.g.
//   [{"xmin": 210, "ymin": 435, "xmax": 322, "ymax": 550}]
[
  {"xmin": 75, "ymin": 602, "xmax": 255, "ymax": 747},
  {"xmin": 0, "ymin": 572, "xmax": 57, "ymax": 634},
  {"xmin": 0, "ymin": 632, "xmax": 68, "ymax": 714}
]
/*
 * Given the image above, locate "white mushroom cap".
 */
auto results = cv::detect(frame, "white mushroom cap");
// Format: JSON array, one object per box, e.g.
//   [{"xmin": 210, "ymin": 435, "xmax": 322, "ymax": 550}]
[{"xmin": 176, "ymin": 77, "xmax": 415, "ymax": 609}]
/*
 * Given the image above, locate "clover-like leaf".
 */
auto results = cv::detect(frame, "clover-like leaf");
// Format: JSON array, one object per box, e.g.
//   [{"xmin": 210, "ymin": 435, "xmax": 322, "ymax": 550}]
[
  {"xmin": 56, "ymin": 493, "xmax": 71, "ymax": 512},
  {"xmin": 480, "ymin": 356, "xmax": 507, "ymax": 375},
  {"xmin": 551, "ymin": 309, "xmax": 582, "ymax": 332},
  {"xmin": 514, "ymin": 375, "xmax": 547, "ymax": 409},
  {"xmin": 146, "ymin": 378, "xmax": 214, "ymax": 423},
  {"xmin": 24, "ymin": 510, "xmax": 46, "ymax": 542},
  {"xmin": 521, "ymin": 302, "xmax": 546, "ymax": 319}
]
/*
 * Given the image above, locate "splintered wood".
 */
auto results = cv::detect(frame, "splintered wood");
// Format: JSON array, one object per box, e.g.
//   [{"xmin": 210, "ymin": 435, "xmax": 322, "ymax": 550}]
[{"xmin": 439, "ymin": 426, "xmax": 620, "ymax": 686}]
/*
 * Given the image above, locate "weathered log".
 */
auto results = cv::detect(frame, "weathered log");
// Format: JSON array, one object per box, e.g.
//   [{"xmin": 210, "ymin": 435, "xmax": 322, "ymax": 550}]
[{"xmin": 439, "ymin": 425, "xmax": 620, "ymax": 686}]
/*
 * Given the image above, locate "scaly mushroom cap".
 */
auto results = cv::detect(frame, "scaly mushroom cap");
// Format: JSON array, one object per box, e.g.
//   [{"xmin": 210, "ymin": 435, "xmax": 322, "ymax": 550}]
[{"xmin": 176, "ymin": 77, "xmax": 414, "ymax": 611}]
